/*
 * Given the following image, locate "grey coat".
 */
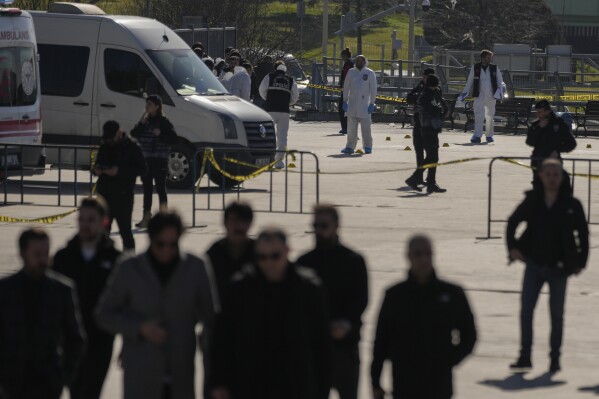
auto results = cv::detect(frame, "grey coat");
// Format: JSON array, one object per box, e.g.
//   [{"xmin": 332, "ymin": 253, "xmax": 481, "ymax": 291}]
[{"xmin": 96, "ymin": 253, "xmax": 217, "ymax": 399}]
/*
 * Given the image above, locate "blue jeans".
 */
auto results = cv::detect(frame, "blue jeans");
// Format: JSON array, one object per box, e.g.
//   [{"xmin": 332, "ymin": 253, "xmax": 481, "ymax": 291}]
[{"xmin": 519, "ymin": 261, "xmax": 568, "ymax": 360}]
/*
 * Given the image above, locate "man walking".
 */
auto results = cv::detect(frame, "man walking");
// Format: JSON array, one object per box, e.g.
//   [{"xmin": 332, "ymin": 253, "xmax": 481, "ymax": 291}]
[
  {"xmin": 53, "ymin": 197, "xmax": 121, "ymax": 399},
  {"xmin": 341, "ymin": 55, "xmax": 377, "ymax": 155},
  {"xmin": 259, "ymin": 60, "xmax": 299, "ymax": 169},
  {"xmin": 460, "ymin": 49, "xmax": 504, "ymax": 143},
  {"xmin": 211, "ymin": 228, "xmax": 330, "ymax": 399},
  {"xmin": 0, "ymin": 229, "xmax": 85, "ymax": 399},
  {"xmin": 371, "ymin": 235, "xmax": 477, "ymax": 399},
  {"xmin": 338, "ymin": 47, "xmax": 354, "ymax": 135},
  {"xmin": 96, "ymin": 211, "xmax": 217, "ymax": 399},
  {"xmin": 405, "ymin": 67, "xmax": 435, "ymax": 190},
  {"xmin": 506, "ymin": 158, "xmax": 589, "ymax": 373},
  {"xmin": 94, "ymin": 120, "xmax": 146, "ymax": 251},
  {"xmin": 526, "ymin": 100, "xmax": 577, "ymax": 189},
  {"xmin": 298, "ymin": 205, "xmax": 368, "ymax": 399}
]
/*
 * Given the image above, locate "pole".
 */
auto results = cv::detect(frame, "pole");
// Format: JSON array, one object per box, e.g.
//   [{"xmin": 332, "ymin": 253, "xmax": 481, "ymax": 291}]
[
  {"xmin": 322, "ymin": 0, "xmax": 329, "ymax": 57},
  {"xmin": 408, "ymin": 0, "xmax": 415, "ymax": 77},
  {"xmin": 340, "ymin": 15, "xmax": 346, "ymax": 58}
]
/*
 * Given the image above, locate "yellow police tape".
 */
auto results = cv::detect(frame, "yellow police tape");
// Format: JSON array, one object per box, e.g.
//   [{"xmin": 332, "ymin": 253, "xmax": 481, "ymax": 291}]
[
  {"xmin": 0, "ymin": 209, "xmax": 77, "ymax": 224},
  {"xmin": 90, "ymin": 149, "xmax": 97, "ymax": 194},
  {"xmin": 306, "ymin": 83, "xmax": 406, "ymax": 104}
]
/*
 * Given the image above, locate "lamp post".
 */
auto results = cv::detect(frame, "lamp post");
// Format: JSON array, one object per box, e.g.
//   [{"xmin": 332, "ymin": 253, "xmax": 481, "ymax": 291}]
[
  {"xmin": 322, "ymin": 0, "xmax": 329, "ymax": 57},
  {"xmin": 408, "ymin": 0, "xmax": 416, "ymax": 76}
]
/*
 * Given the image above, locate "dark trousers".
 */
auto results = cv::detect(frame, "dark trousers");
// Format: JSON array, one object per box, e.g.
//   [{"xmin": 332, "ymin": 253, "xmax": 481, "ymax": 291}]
[
  {"xmin": 70, "ymin": 337, "xmax": 114, "ymax": 399},
  {"xmin": 520, "ymin": 261, "xmax": 568, "ymax": 360},
  {"xmin": 411, "ymin": 115, "xmax": 425, "ymax": 181},
  {"xmin": 339, "ymin": 96, "xmax": 348, "ymax": 132},
  {"xmin": 422, "ymin": 128, "xmax": 440, "ymax": 185},
  {"xmin": 103, "ymin": 189, "xmax": 135, "ymax": 251},
  {"xmin": 142, "ymin": 157, "xmax": 168, "ymax": 214},
  {"xmin": 331, "ymin": 343, "xmax": 360, "ymax": 399}
]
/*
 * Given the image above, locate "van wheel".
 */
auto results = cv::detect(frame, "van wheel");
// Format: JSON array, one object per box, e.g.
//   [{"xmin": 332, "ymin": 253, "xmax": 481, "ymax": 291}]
[
  {"xmin": 205, "ymin": 150, "xmax": 247, "ymax": 189},
  {"xmin": 207, "ymin": 168, "xmax": 240, "ymax": 189},
  {"xmin": 166, "ymin": 143, "xmax": 199, "ymax": 189}
]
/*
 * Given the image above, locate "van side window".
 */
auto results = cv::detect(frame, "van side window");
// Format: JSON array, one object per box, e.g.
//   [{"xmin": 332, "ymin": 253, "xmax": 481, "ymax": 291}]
[
  {"xmin": 38, "ymin": 44, "xmax": 89, "ymax": 97},
  {"xmin": 104, "ymin": 49, "xmax": 172, "ymax": 105},
  {"xmin": 0, "ymin": 46, "xmax": 38, "ymax": 106}
]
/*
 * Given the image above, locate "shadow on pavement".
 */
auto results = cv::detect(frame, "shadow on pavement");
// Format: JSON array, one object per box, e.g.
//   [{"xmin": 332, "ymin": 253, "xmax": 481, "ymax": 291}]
[
  {"xmin": 327, "ymin": 154, "xmax": 363, "ymax": 159},
  {"xmin": 579, "ymin": 385, "xmax": 599, "ymax": 395},
  {"xmin": 454, "ymin": 142, "xmax": 489, "ymax": 147},
  {"xmin": 479, "ymin": 372, "xmax": 566, "ymax": 391}
]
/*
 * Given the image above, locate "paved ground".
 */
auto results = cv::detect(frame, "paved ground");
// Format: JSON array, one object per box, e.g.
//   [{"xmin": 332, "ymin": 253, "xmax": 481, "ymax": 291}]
[{"xmin": 2, "ymin": 121, "xmax": 599, "ymax": 398}]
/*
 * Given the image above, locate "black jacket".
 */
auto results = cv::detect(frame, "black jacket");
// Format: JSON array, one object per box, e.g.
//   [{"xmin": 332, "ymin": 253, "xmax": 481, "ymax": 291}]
[
  {"xmin": 526, "ymin": 112, "xmax": 576, "ymax": 167},
  {"xmin": 506, "ymin": 189, "xmax": 589, "ymax": 272},
  {"xmin": 371, "ymin": 272, "xmax": 476, "ymax": 399},
  {"xmin": 53, "ymin": 234, "xmax": 121, "ymax": 342},
  {"xmin": 130, "ymin": 115, "xmax": 177, "ymax": 160},
  {"xmin": 211, "ymin": 264, "xmax": 330, "ymax": 399},
  {"xmin": 297, "ymin": 241, "xmax": 368, "ymax": 346},
  {"xmin": 206, "ymin": 238, "xmax": 255, "ymax": 304},
  {"xmin": 406, "ymin": 81, "xmax": 425, "ymax": 106},
  {"xmin": 340, "ymin": 59, "xmax": 355, "ymax": 88},
  {"xmin": 418, "ymin": 87, "xmax": 447, "ymax": 132},
  {"xmin": 0, "ymin": 270, "xmax": 85, "ymax": 398},
  {"xmin": 95, "ymin": 137, "xmax": 147, "ymax": 195}
]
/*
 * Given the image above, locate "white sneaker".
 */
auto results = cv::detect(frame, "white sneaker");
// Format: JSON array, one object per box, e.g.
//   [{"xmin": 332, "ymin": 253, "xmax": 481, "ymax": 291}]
[{"xmin": 274, "ymin": 161, "xmax": 285, "ymax": 169}]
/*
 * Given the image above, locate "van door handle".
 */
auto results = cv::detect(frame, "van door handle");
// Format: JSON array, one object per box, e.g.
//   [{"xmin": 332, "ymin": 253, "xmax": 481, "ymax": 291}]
[
  {"xmin": 100, "ymin": 103, "xmax": 116, "ymax": 108},
  {"xmin": 22, "ymin": 115, "xmax": 29, "ymax": 120},
  {"xmin": 73, "ymin": 101, "xmax": 90, "ymax": 106}
]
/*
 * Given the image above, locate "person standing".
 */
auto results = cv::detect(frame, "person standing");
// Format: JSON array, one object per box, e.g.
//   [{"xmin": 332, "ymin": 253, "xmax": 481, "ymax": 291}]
[
  {"xmin": 416, "ymin": 75, "xmax": 448, "ymax": 193},
  {"xmin": 297, "ymin": 205, "xmax": 368, "ymax": 399},
  {"xmin": 338, "ymin": 48, "xmax": 354, "ymax": 135},
  {"xmin": 131, "ymin": 95, "xmax": 177, "ymax": 228},
  {"xmin": 229, "ymin": 61, "xmax": 252, "ymax": 101},
  {"xmin": 341, "ymin": 55, "xmax": 377, "ymax": 155},
  {"xmin": 254, "ymin": 56, "xmax": 275, "ymax": 108},
  {"xmin": 259, "ymin": 60, "xmax": 300, "ymax": 169},
  {"xmin": 506, "ymin": 159, "xmax": 589, "ymax": 373},
  {"xmin": 94, "ymin": 120, "xmax": 146, "ymax": 251},
  {"xmin": 526, "ymin": 100, "xmax": 577, "ymax": 190},
  {"xmin": 460, "ymin": 49, "xmax": 504, "ymax": 143},
  {"xmin": 211, "ymin": 228, "xmax": 330, "ymax": 399},
  {"xmin": 53, "ymin": 197, "xmax": 121, "ymax": 399},
  {"xmin": 96, "ymin": 211, "xmax": 217, "ymax": 399},
  {"xmin": 0, "ymin": 229, "xmax": 85, "ymax": 399},
  {"xmin": 371, "ymin": 235, "xmax": 477, "ymax": 399},
  {"xmin": 405, "ymin": 68, "xmax": 436, "ymax": 190}
]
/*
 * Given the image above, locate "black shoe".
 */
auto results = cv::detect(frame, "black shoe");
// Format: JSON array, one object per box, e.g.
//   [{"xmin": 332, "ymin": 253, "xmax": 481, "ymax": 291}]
[
  {"xmin": 405, "ymin": 176, "xmax": 422, "ymax": 192},
  {"xmin": 549, "ymin": 358, "xmax": 561, "ymax": 373},
  {"xmin": 427, "ymin": 183, "xmax": 447, "ymax": 193},
  {"xmin": 509, "ymin": 357, "xmax": 532, "ymax": 372},
  {"xmin": 135, "ymin": 212, "xmax": 151, "ymax": 229}
]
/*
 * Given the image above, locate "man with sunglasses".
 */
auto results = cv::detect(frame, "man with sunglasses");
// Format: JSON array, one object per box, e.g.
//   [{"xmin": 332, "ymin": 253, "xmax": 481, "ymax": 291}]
[
  {"xmin": 297, "ymin": 205, "xmax": 368, "ymax": 399},
  {"xmin": 211, "ymin": 228, "xmax": 330, "ymax": 399},
  {"xmin": 53, "ymin": 197, "xmax": 121, "ymax": 399},
  {"xmin": 371, "ymin": 235, "xmax": 477, "ymax": 399},
  {"xmin": 96, "ymin": 211, "xmax": 217, "ymax": 399}
]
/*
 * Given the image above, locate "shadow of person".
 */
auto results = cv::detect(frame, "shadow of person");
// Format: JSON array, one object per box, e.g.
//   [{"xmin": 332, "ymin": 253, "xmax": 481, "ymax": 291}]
[
  {"xmin": 479, "ymin": 372, "xmax": 566, "ymax": 391},
  {"xmin": 579, "ymin": 385, "xmax": 599, "ymax": 395},
  {"xmin": 327, "ymin": 153, "xmax": 363, "ymax": 159}
]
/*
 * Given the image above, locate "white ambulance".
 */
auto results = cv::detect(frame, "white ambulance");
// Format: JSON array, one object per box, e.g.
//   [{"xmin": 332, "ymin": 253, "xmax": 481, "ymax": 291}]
[{"xmin": 0, "ymin": 0, "xmax": 43, "ymax": 173}]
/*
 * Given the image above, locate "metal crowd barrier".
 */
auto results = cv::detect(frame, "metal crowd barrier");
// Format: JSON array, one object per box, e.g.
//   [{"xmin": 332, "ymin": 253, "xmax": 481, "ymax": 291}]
[
  {"xmin": 191, "ymin": 148, "xmax": 320, "ymax": 227},
  {"xmin": 485, "ymin": 156, "xmax": 599, "ymax": 239}
]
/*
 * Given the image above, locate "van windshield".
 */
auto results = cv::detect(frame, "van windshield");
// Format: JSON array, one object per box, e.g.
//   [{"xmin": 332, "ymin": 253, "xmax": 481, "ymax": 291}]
[{"xmin": 147, "ymin": 49, "xmax": 228, "ymax": 96}]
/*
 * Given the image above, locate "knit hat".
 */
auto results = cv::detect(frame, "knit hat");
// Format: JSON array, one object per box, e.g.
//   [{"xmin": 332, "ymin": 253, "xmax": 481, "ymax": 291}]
[
  {"xmin": 341, "ymin": 47, "xmax": 351, "ymax": 57},
  {"xmin": 423, "ymin": 68, "xmax": 435, "ymax": 76},
  {"xmin": 426, "ymin": 74, "xmax": 439, "ymax": 87}
]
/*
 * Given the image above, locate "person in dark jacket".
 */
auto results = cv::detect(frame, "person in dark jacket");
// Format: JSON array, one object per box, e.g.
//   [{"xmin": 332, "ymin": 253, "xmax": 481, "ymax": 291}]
[
  {"xmin": 506, "ymin": 158, "xmax": 589, "ymax": 373},
  {"xmin": 253, "ymin": 56, "xmax": 274, "ymax": 108},
  {"xmin": 371, "ymin": 235, "xmax": 476, "ymax": 399},
  {"xmin": 0, "ymin": 229, "xmax": 86, "ymax": 399},
  {"xmin": 53, "ymin": 197, "xmax": 121, "ymax": 399},
  {"xmin": 94, "ymin": 120, "xmax": 147, "ymax": 251},
  {"xmin": 297, "ymin": 205, "xmax": 368, "ymax": 399},
  {"xmin": 131, "ymin": 95, "xmax": 177, "ymax": 228},
  {"xmin": 526, "ymin": 100, "xmax": 577, "ymax": 190},
  {"xmin": 405, "ymin": 68, "xmax": 435, "ymax": 190},
  {"xmin": 338, "ymin": 48, "xmax": 354, "ymax": 135},
  {"xmin": 414, "ymin": 75, "xmax": 448, "ymax": 193},
  {"xmin": 211, "ymin": 228, "xmax": 330, "ymax": 399}
]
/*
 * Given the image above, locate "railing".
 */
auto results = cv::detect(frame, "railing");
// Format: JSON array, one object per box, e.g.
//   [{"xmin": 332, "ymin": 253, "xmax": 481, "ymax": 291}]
[
  {"xmin": 191, "ymin": 148, "xmax": 320, "ymax": 227},
  {"xmin": 1, "ymin": 144, "xmax": 96, "ymax": 208},
  {"xmin": 484, "ymin": 156, "xmax": 599, "ymax": 239}
]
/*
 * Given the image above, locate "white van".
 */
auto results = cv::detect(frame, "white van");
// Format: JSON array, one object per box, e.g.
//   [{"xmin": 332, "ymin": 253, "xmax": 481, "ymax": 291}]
[
  {"xmin": 31, "ymin": 2, "xmax": 275, "ymax": 188},
  {"xmin": 0, "ymin": 2, "xmax": 43, "ymax": 173}
]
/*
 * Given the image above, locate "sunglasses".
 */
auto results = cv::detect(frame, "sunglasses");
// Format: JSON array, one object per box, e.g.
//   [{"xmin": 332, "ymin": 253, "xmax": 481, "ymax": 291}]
[
  {"xmin": 256, "ymin": 251, "xmax": 284, "ymax": 262},
  {"xmin": 313, "ymin": 222, "xmax": 332, "ymax": 230},
  {"xmin": 154, "ymin": 240, "xmax": 178, "ymax": 250}
]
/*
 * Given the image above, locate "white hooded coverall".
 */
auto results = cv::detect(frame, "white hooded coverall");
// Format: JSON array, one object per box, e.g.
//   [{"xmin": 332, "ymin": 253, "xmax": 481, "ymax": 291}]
[{"xmin": 343, "ymin": 63, "xmax": 378, "ymax": 150}]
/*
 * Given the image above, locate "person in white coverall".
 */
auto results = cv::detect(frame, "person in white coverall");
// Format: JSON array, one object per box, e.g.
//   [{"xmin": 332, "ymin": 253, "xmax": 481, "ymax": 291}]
[
  {"xmin": 259, "ymin": 60, "xmax": 299, "ymax": 169},
  {"xmin": 341, "ymin": 55, "xmax": 378, "ymax": 154},
  {"xmin": 460, "ymin": 49, "xmax": 504, "ymax": 143}
]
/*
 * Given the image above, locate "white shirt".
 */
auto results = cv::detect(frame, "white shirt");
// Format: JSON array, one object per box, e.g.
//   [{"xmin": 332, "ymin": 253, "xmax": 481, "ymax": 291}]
[
  {"xmin": 343, "ymin": 66, "xmax": 377, "ymax": 118},
  {"xmin": 463, "ymin": 64, "xmax": 504, "ymax": 100},
  {"xmin": 229, "ymin": 66, "xmax": 251, "ymax": 101}
]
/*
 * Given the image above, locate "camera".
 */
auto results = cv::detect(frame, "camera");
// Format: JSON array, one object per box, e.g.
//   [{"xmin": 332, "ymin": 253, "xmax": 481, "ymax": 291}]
[{"xmin": 422, "ymin": 0, "xmax": 431, "ymax": 11}]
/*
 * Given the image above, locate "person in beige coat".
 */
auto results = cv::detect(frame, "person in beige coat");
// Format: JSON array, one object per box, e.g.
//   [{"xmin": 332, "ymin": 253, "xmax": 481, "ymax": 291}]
[{"xmin": 96, "ymin": 211, "xmax": 218, "ymax": 399}]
